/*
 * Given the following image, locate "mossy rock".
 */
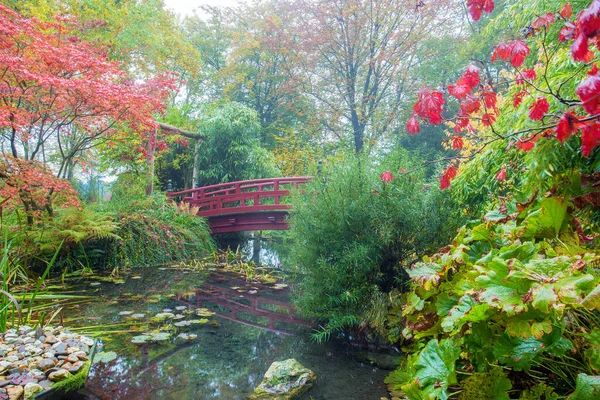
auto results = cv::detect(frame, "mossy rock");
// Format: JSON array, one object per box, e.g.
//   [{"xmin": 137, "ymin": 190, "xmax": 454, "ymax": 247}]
[{"xmin": 250, "ymin": 359, "xmax": 316, "ymax": 400}]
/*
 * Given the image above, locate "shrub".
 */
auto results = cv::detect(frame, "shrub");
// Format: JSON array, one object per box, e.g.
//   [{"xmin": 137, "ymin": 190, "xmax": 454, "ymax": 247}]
[
  {"xmin": 86, "ymin": 194, "xmax": 215, "ymax": 271},
  {"xmin": 287, "ymin": 151, "xmax": 461, "ymax": 341},
  {"xmin": 392, "ymin": 195, "xmax": 600, "ymax": 399}
]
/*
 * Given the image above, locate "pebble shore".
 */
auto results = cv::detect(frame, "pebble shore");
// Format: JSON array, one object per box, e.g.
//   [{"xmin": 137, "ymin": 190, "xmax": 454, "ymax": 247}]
[{"xmin": 0, "ymin": 325, "xmax": 94, "ymax": 400}]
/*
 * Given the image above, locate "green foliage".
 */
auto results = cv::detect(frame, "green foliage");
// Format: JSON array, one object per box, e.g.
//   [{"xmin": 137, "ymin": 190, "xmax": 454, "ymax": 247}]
[
  {"xmin": 457, "ymin": 368, "xmax": 512, "ymax": 400},
  {"xmin": 88, "ymin": 194, "xmax": 215, "ymax": 271},
  {"xmin": 287, "ymin": 151, "xmax": 462, "ymax": 340},
  {"xmin": 195, "ymin": 102, "xmax": 280, "ymax": 186},
  {"xmin": 394, "ymin": 195, "xmax": 600, "ymax": 399}
]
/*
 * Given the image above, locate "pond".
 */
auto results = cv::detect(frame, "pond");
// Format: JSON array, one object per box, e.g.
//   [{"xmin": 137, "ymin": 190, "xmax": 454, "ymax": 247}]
[{"xmin": 59, "ymin": 244, "xmax": 392, "ymax": 399}]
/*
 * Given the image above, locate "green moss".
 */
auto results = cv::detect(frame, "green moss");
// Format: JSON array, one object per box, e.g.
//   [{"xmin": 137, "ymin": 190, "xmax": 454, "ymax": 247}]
[{"xmin": 50, "ymin": 358, "xmax": 91, "ymax": 393}]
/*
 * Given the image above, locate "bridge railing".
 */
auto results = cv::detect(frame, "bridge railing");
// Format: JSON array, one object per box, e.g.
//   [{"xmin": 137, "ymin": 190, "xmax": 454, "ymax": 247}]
[{"xmin": 167, "ymin": 177, "xmax": 311, "ymax": 217}]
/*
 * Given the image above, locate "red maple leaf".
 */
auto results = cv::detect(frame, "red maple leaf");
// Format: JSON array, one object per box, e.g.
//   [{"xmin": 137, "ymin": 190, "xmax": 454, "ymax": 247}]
[
  {"xmin": 532, "ymin": 12, "xmax": 556, "ymax": 30},
  {"xmin": 560, "ymin": 22, "xmax": 577, "ymax": 42},
  {"xmin": 560, "ymin": 3, "xmax": 573, "ymax": 20},
  {"xmin": 572, "ymin": 33, "xmax": 594, "ymax": 62},
  {"xmin": 380, "ymin": 171, "xmax": 393, "ymax": 182},
  {"xmin": 483, "ymin": 90, "xmax": 497, "ymax": 110},
  {"xmin": 440, "ymin": 165, "xmax": 458, "ymax": 190},
  {"xmin": 451, "ymin": 136, "xmax": 464, "ymax": 150},
  {"xmin": 463, "ymin": 64, "xmax": 481, "ymax": 88},
  {"xmin": 513, "ymin": 90, "xmax": 527, "ymax": 108},
  {"xmin": 454, "ymin": 116, "xmax": 470, "ymax": 133},
  {"xmin": 496, "ymin": 168, "xmax": 507, "ymax": 181},
  {"xmin": 556, "ymin": 112, "xmax": 578, "ymax": 143},
  {"xmin": 508, "ymin": 40, "xmax": 531, "ymax": 68},
  {"xmin": 516, "ymin": 137, "xmax": 537, "ymax": 152},
  {"xmin": 482, "ymin": 113, "xmax": 496, "ymax": 126},
  {"xmin": 529, "ymin": 97, "xmax": 550, "ymax": 120},
  {"xmin": 406, "ymin": 114, "xmax": 421, "ymax": 135},
  {"xmin": 576, "ymin": 73, "xmax": 600, "ymax": 114},
  {"xmin": 578, "ymin": 0, "xmax": 600, "ymax": 39},
  {"xmin": 466, "ymin": 0, "xmax": 495, "ymax": 21},
  {"xmin": 581, "ymin": 123, "xmax": 600, "ymax": 157},
  {"xmin": 448, "ymin": 78, "xmax": 472, "ymax": 99},
  {"xmin": 516, "ymin": 69, "xmax": 537, "ymax": 84},
  {"xmin": 460, "ymin": 96, "xmax": 481, "ymax": 115},
  {"xmin": 413, "ymin": 87, "xmax": 445, "ymax": 124},
  {"xmin": 491, "ymin": 40, "xmax": 530, "ymax": 68}
]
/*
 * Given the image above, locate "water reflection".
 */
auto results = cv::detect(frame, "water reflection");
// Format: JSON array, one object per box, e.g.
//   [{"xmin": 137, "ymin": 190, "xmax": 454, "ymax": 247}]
[
  {"xmin": 65, "ymin": 267, "xmax": 388, "ymax": 399},
  {"xmin": 177, "ymin": 274, "xmax": 316, "ymax": 336}
]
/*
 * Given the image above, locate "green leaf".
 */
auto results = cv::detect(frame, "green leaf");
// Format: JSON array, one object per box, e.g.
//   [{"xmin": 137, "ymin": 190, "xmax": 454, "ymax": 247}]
[
  {"xmin": 569, "ymin": 374, "xmax": 600, "ymax": 400},
  {"xmin": 476, "ymin": 258, "xmax": 528, "ymax": 316},
  {"xmin": 409, "ymin": 262, "xmax": 444, "ymax": 290},
  {"xmin": 530, "ymin": 285, "xmax": 559, "ymax": 314},
  {"xmin": 581, "ymin": 285, "xmax": 600, "ymax": 310},
  {"xmin": 523, "ymin": 198, "xmax": 567, "ymax": 239},
  {"xmin": 583, "ymin": 329, "xmax": 600, "ymax": 374},
  {"xmin": 93, "ymin": 351, "xmax": 118, "ymax": 364},
  {"xmin": 441, "ymin": 295, "xmax": 489, "ymax": 334},
  {"xmin": 402, "ymin": 338, "xmax": 460, "ymax": 400}
]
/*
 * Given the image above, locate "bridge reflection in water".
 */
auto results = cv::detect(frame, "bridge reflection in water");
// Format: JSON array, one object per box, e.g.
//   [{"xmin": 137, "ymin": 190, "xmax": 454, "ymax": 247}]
[{"xmin": 176, "ymin": 275, "xmax": 316, "ymax": 336}]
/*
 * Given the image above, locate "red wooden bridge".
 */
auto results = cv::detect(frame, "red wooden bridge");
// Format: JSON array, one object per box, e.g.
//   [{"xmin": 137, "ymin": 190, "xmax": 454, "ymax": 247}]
[{"xmin": 167, "ymin": 177, "xmax": 311, "ymax": 234}]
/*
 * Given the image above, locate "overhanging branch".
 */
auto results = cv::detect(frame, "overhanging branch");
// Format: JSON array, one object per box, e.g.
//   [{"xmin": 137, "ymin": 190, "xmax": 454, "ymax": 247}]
[{"xmin": 157, "ymin": 122, "xmax": 205, "ymax": 140}]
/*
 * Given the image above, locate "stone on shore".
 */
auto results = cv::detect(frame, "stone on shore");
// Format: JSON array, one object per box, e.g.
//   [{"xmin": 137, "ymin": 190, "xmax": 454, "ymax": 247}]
[{"xmin": 250, "ymin": 359, "xmax": 316, "ymax": 400}]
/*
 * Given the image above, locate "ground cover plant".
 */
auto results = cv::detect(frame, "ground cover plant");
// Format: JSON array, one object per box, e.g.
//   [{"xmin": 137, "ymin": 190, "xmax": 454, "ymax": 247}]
[{"xmin": 387, "ymin": 0, "xmax": 600, "ymax": 398}]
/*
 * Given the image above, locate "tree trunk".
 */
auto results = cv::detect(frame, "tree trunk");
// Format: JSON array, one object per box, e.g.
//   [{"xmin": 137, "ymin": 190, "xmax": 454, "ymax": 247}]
[
  {"xmin": 192, "ymin": 139, "xmax": 201, "ymax": 188},
  {"xmin": 146, "ymin": 129, "xmax": 156, "ymax": 196}
]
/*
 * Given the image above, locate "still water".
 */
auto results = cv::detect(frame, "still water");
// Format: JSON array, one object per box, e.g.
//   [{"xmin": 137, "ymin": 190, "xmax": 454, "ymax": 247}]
[{"xmin": 62, "ymin": 248, "xmax": 390, "ymax": 399}]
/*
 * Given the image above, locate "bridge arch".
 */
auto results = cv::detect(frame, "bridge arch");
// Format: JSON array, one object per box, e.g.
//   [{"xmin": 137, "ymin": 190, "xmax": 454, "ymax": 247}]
[{"xmin": 167, "ymin": 177, "xmax": 311, "ymax": 234}]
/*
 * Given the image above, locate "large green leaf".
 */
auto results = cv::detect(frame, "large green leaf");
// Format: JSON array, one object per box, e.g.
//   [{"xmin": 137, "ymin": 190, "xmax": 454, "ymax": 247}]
[
  {"xmin": 402, "ymin": 338, "xmax": 460, "ymax": 400},
  {"xmin": 522, "ymin": 198, "xmax": 568, "ymax": 239},
  {"xmin": 568, "ymin": 374, "xmax": 600, "ymax": 400},
  {"xmin": 441, "ymin": 295, "xmax": 489, "ymax": 334},
  {"xmin": 476, "ymin": 258, "xmax": 529, "ymax": 315},
  {"xmin": 581, "ymin": 285, "xmax": 600, "ymax": 310}
]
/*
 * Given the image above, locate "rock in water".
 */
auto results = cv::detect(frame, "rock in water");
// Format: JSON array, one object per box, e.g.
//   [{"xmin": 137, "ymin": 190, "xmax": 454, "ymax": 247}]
[{"xmin": 250, "ymin": 359, "xmax": 316, "ymax": 400}]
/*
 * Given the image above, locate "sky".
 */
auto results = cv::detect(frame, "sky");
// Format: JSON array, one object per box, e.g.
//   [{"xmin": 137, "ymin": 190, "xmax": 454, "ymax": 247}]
[{"xmin": 163, "ymin": 0, "xmax": 240, "ymax": 17}]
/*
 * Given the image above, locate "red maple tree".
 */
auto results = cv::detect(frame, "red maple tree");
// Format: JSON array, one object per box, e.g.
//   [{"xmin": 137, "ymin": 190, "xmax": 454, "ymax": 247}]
[{"xmin": 0, "ymin": 6, "xmax": 176, "ymax": 223}]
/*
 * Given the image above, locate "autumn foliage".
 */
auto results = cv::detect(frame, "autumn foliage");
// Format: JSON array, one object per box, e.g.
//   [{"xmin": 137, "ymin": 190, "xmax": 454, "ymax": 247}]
[
  {"xmin": 407, "ymin": 0, "xmax": 600, "ymax": 190},
  {"xmin": 0, "ymin": 5, "xmax": 175, "ymax": 222}
]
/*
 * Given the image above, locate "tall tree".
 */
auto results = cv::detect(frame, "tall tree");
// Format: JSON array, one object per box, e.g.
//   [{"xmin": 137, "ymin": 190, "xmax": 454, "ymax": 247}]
[
  {"xmin": 273, "ymin": 0, "xmax": 460, "ymax": 153},
  {"xmin": 0, "ymin": 6, "xmax": 173, "ymax": 221}
]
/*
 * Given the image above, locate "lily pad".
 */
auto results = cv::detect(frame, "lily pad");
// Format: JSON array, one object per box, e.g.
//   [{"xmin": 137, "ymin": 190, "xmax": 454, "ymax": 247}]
[
  {"xmin": 93, "ymin": 351, "xmax": 118, "ymax": 363},
  {"xmin": 90, "ymin": 282, "xmax": 101, "ymax": 286},
  {"xmin": 130, "ymin": 314, "xmax": 146, "ymax": 319},
  {"xmin": 175, "ymin": 306, "xmax": 187, "ymax": 311},
  {"xmin": 174, "ymin": 321, "xmax": 191, "ymax": 328},
  {"xmin": 248, "ymin": 290, "xmax": 258, "ymax": 295},
  {"xmin": 150, "ymin": 313, "xmax": 175, "ymax": 322},
  {"xmin": 131, "ymin": 335, "xmax": 152, "ymax": 344},
  {"xmin": 150, "ymin": 332, "xmax": 171, "ymax": 341},
  {"xmin": 177, "ymin": 333, "xmax": 197, "ymax": 341},
  {"xmin": 195, "ymin": 308, "xmax": 215, "ymax": 317},
  {"xmin": 162, "ymin": 308, "xmax": 173, "ymax": 313},
  {"xmin": 272, "ymin": 283, "xmax": 288, "ymax": 290},
  {"xmin": 188, "ymin": 318, "xmax": 209, "ymax": 325},
  {"xmin": 173, "ymin": 314, "xmax": 186, "ymax": 320},
  {"xmin": 119, "ymin": 311, "xmax": 133, "ymax": 316},
  {"xmin": 131, "ymin": 276, "xmax": 142, "ymax": 280}
]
